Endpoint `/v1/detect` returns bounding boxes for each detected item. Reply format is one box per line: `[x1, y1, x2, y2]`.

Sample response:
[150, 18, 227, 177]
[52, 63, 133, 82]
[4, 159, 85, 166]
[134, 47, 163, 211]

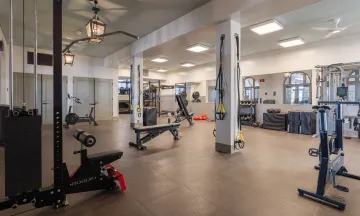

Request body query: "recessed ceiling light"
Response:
[278, 37, 305, 48]
[186, 44, 210, 53]
[151, 57, 168, 63]
[156, 69, 168, 72]
[181, 62, 195, 67]
[250, 19, 283, 35]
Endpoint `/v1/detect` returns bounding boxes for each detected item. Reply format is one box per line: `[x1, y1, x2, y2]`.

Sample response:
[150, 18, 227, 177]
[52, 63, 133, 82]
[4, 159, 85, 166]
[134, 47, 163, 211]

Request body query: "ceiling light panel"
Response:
[278, 37, 305, 48]
[151, 57, 168, 63]
[181, 62, 195, 67]
[250, 19, 284, 35]
[156, 69, 168, 72]
[186, 44, 210, 53]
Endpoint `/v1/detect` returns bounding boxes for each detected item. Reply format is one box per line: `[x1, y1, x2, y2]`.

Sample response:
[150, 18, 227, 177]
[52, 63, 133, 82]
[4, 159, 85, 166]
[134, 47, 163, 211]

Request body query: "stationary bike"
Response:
[64, 94, 98, 129]
[298, 104, 360, 210]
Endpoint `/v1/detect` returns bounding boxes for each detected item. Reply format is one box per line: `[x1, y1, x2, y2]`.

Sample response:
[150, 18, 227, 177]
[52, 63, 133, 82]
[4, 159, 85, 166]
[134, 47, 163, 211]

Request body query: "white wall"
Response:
[241, 34, 360, 76]
[166, 34, 360, 105]
[3, 45, 119, 116]
[247, 70, 312, 104]
[118, 67, 166, 80]
[0, 25, 9, 104]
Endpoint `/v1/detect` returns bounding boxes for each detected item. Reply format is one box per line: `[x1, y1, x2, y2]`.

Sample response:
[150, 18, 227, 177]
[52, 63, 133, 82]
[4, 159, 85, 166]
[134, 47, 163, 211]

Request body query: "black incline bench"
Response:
[174, 95, 194, 125]
[129, 123, 181, 150]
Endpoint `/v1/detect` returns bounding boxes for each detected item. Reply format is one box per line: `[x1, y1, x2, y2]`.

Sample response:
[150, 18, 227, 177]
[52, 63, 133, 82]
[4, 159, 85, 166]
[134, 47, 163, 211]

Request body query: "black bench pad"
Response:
[87, 150, 123, 162]
[133, 123, 181, 132]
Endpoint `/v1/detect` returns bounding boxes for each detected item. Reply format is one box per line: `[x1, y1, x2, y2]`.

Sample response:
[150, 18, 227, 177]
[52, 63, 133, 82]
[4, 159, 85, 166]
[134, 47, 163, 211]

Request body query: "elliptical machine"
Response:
[298, 102, 360, 210]
[64, 94, 98, 129]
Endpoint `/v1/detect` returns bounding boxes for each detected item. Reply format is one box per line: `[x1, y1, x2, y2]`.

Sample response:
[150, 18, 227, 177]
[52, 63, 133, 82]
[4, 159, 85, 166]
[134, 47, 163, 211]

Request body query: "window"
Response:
[284, 72, 311, 104]
[118, 80, 131, 95]
[244, 78, 260, 102]
[347, 70, 360, 101]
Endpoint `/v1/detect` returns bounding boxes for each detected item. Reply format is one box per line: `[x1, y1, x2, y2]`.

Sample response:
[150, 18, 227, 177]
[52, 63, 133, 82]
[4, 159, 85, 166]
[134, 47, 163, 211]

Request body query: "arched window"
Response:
[244, 77, 259, 102]
[284, 72, 311, 104]
[347, 70, 360, 101]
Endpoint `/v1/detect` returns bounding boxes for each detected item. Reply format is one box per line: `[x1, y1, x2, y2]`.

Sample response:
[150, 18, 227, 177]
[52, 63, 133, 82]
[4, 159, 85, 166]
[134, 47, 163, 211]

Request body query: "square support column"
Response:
[130, 55, 144, 127]
[215, 20, 241, 154]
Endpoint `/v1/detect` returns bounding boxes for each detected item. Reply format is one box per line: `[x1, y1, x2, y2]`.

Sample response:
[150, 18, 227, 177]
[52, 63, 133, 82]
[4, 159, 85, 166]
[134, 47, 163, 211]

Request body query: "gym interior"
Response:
[0, 0, 360, 215]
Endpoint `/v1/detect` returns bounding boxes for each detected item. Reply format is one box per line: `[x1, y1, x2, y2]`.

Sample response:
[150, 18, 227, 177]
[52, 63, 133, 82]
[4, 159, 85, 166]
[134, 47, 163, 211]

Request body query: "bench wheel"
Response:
[138, 146, 147, 150]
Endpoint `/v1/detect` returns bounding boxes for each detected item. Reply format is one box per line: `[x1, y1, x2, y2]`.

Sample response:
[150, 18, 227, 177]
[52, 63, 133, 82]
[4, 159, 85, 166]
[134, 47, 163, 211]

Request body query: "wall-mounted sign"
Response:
[260, 79, 265, 82]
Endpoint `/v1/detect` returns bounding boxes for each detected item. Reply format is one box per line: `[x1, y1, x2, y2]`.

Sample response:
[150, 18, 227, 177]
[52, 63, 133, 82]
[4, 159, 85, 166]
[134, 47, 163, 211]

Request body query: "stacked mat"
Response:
[263, 113, 288, 131]
[288, 111, 316, 135]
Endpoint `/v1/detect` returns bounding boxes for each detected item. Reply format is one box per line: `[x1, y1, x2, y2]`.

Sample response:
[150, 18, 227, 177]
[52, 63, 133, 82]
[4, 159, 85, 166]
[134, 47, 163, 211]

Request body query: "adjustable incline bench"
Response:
[129, 123, 181, 150]
[175, 95, 194, 125]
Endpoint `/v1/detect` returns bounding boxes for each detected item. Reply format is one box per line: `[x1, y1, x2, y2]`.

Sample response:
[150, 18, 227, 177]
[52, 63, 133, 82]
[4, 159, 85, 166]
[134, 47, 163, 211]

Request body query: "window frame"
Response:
[283, 72, 311, 104]
[243, 77, 260, 102]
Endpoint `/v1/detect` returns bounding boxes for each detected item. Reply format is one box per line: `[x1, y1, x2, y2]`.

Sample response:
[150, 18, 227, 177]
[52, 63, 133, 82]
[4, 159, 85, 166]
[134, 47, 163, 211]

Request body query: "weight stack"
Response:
[5, 115, 42, 196]
[143, 107, 157, 126]
[288, 111, 300, 134]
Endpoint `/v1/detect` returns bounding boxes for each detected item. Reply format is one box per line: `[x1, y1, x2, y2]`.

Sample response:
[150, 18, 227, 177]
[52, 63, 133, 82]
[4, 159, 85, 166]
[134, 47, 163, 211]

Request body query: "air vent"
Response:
[27, 52, 53, 66]
[143, 69, 149, 77]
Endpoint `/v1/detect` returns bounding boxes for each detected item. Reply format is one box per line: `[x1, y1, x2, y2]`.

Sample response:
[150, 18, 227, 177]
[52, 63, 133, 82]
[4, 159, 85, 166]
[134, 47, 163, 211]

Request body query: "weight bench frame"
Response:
[174, 95, 194, 125]
[129, 123, 181, 150]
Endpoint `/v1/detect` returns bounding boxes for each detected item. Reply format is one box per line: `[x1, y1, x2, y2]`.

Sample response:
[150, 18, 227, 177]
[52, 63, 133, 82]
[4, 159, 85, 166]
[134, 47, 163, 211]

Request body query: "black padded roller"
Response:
[73, 129, 85, 140]
[72, 129, 96, 147]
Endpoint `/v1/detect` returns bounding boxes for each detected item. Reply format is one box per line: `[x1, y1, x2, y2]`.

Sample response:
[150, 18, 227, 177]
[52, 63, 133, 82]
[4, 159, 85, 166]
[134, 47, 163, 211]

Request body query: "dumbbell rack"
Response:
[239, 100, 256, 126]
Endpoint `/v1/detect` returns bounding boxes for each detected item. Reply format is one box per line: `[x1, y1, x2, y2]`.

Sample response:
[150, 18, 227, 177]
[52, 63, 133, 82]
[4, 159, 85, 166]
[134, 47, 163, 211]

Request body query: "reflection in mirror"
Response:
[284, 72, 311, 104]
[347, 70, 360, 101]
[243, 77, 260, 103]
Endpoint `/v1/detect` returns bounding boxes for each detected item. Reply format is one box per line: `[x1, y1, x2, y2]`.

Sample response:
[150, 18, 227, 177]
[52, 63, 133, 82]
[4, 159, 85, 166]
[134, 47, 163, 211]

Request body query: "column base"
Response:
[215, 142, 233, 154]
[130, 122, 142, 128]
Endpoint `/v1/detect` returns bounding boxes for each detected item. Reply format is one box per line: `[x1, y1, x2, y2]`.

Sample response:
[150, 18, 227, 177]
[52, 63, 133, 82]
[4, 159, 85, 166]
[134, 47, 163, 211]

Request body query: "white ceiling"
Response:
[0, 0, 212, 57]
[141, 0, 360, 72]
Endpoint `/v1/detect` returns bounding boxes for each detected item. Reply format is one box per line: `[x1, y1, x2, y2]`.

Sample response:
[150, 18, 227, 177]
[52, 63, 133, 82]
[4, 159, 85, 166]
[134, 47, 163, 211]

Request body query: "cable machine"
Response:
[0, 0, 137, 211]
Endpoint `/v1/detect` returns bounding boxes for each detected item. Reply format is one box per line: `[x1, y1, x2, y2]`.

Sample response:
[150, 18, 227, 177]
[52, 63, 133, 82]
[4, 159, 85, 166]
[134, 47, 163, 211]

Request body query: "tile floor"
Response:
[1, 115, 360, 216]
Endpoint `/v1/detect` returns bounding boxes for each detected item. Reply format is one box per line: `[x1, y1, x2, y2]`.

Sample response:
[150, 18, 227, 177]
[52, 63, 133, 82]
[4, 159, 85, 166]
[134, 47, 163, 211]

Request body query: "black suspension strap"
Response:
[215, 34, 226, 120]
[234, 33, 245, 150]
[137, 65, 141, 118]
[129, 64, 133, 113]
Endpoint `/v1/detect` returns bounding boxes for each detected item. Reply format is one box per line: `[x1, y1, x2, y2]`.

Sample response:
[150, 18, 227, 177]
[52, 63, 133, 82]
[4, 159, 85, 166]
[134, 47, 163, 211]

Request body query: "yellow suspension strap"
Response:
[137, 65, 142, 118]
[215, 34, 226, 120]
[234, 34, 245, 150]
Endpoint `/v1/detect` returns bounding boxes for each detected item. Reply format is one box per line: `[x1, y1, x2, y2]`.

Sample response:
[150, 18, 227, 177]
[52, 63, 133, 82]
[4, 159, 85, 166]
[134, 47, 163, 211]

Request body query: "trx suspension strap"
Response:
[215, 34, 226, 120]
[129, 64, 133, 113]
[234, 34, 245, 150]
[137, 65, 141, 118]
